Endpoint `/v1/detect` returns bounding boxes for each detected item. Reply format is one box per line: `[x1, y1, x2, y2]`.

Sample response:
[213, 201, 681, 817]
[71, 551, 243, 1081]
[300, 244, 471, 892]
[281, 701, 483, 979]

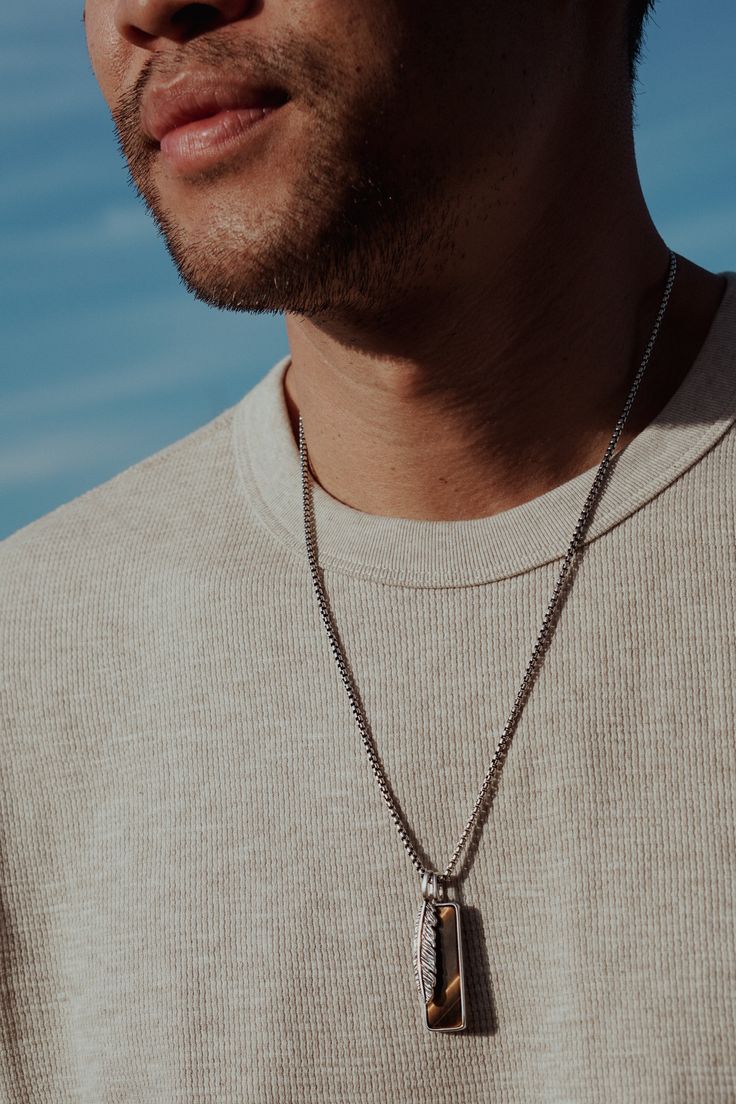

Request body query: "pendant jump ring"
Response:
[421, 869, 444, 901]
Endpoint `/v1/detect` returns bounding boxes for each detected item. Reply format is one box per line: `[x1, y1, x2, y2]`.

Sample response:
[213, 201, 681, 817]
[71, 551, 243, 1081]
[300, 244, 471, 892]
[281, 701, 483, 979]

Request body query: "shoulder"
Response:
[0, 401, 271, 757]
[4, 402, 237, 549]
[0, 404, 245, 669]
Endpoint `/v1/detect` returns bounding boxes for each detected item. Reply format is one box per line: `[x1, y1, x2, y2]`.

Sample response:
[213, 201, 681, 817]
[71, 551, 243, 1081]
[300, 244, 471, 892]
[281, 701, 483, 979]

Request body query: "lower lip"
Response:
[159, 104, 283, 174]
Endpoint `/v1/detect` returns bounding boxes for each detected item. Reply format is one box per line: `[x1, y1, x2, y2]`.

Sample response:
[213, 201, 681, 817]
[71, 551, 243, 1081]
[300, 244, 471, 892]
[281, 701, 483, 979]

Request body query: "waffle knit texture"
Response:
[1, 274, 735, 1103]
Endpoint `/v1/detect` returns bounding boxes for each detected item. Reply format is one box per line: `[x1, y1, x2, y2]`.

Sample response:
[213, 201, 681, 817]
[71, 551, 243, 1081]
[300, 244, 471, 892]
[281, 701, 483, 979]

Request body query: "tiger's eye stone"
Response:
[425, 902, 466, 1032]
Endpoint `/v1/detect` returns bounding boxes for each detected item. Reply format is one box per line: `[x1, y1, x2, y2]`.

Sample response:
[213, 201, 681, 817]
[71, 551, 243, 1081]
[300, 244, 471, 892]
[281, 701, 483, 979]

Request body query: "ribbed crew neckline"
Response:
[233, 271, 736, 588]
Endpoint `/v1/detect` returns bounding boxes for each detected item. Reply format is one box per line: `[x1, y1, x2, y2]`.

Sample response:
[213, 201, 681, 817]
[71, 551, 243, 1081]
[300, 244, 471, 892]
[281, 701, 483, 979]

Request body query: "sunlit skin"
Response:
[84, 0, 727, 520]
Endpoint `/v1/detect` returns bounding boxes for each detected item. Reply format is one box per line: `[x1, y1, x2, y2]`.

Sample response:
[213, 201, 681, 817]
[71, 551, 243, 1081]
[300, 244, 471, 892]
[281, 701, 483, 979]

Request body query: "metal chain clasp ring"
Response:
[420, 869, 446, 902]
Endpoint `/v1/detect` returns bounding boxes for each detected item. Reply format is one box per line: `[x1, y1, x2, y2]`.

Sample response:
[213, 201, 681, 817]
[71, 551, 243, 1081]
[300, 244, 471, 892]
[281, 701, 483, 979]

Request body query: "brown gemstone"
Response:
[425, 902, 466, 1032]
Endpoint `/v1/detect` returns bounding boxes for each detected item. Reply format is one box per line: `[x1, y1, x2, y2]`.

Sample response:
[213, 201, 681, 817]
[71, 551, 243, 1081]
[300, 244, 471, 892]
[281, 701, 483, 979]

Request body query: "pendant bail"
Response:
[420, 868, 445, 902]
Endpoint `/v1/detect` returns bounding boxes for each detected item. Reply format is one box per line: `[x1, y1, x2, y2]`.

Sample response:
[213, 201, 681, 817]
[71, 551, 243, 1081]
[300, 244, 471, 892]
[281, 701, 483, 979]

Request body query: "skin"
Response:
[85, 0, 727, 520]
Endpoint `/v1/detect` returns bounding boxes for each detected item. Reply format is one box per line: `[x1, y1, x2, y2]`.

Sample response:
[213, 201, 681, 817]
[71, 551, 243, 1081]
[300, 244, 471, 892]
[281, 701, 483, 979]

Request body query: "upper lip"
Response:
[141, 73, 289, 143]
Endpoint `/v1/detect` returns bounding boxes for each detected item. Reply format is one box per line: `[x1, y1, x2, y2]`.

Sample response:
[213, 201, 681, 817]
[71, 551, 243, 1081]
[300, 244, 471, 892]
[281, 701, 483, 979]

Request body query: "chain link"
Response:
[298, 250, 678, 888]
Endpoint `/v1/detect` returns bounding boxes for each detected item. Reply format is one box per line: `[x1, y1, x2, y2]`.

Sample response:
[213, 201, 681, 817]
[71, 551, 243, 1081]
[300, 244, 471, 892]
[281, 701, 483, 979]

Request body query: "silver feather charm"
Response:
[413, 899, 439, 1004]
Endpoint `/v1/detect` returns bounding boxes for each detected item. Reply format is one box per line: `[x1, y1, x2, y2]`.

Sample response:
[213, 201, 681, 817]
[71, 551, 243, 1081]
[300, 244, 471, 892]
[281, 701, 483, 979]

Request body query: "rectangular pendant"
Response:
[417, 900, 467, 1032]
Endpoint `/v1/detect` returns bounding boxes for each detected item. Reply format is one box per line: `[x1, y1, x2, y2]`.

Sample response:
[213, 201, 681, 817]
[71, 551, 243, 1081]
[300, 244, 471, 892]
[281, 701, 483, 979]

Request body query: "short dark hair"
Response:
[627, 0, 657, 83]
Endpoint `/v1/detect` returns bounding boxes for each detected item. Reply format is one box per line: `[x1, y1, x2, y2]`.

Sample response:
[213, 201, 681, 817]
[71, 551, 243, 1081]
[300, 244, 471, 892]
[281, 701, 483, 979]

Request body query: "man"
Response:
[1, 0, 733, 1098]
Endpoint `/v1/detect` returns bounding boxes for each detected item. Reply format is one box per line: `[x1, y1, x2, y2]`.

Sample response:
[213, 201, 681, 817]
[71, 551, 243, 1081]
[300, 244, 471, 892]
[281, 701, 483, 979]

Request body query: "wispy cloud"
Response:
[3, 203, 153, 256]
[0, 327, 252, 420]
[3, 83, 97, 128]
[0, 423, 150, 487]
[2, 10, 100, 128]
[0, 150, 117, 206]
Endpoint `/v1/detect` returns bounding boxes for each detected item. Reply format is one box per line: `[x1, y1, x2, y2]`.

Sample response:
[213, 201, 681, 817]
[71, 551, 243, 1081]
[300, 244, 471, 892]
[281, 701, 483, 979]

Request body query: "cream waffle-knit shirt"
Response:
[2, 274, 735, 1103]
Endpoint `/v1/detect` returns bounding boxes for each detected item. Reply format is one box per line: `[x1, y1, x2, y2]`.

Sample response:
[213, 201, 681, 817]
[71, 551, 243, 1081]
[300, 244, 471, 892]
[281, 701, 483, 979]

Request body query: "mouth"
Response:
[142, 78, 291, 174]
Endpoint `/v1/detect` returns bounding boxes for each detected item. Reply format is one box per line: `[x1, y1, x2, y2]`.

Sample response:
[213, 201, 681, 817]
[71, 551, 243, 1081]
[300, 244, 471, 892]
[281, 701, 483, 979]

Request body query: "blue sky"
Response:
[1, 1, 734, 540]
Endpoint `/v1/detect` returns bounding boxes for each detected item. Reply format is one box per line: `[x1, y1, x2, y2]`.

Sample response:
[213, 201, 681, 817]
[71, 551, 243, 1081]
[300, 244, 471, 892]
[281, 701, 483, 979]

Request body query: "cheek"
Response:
[85, 5, 130, 110]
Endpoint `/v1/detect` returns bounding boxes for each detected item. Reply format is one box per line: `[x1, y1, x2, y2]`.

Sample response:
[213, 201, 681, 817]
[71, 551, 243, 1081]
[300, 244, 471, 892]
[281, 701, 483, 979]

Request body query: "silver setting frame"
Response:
[422, 900, 467, 1033]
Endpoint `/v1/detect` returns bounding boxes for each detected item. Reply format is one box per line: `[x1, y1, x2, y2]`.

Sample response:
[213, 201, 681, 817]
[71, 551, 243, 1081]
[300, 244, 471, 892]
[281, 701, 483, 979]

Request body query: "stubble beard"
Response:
[110, 33, 454, 323]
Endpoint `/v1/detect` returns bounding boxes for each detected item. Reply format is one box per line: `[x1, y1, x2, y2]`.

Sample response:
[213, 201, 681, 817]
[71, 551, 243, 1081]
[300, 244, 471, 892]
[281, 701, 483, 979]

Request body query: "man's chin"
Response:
[131, 127, 418, 319]
[138, 168, 301, 311]
[154, 221, 337, 317]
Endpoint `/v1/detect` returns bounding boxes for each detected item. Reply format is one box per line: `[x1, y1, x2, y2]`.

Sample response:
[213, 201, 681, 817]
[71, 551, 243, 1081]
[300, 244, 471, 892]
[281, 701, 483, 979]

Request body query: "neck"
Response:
[282, 123, 726, 522]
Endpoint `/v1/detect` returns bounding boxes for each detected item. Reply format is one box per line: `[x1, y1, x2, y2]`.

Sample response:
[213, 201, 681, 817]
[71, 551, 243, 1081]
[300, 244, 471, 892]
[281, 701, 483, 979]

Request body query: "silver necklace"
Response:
[297, 250, 678, 1033]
